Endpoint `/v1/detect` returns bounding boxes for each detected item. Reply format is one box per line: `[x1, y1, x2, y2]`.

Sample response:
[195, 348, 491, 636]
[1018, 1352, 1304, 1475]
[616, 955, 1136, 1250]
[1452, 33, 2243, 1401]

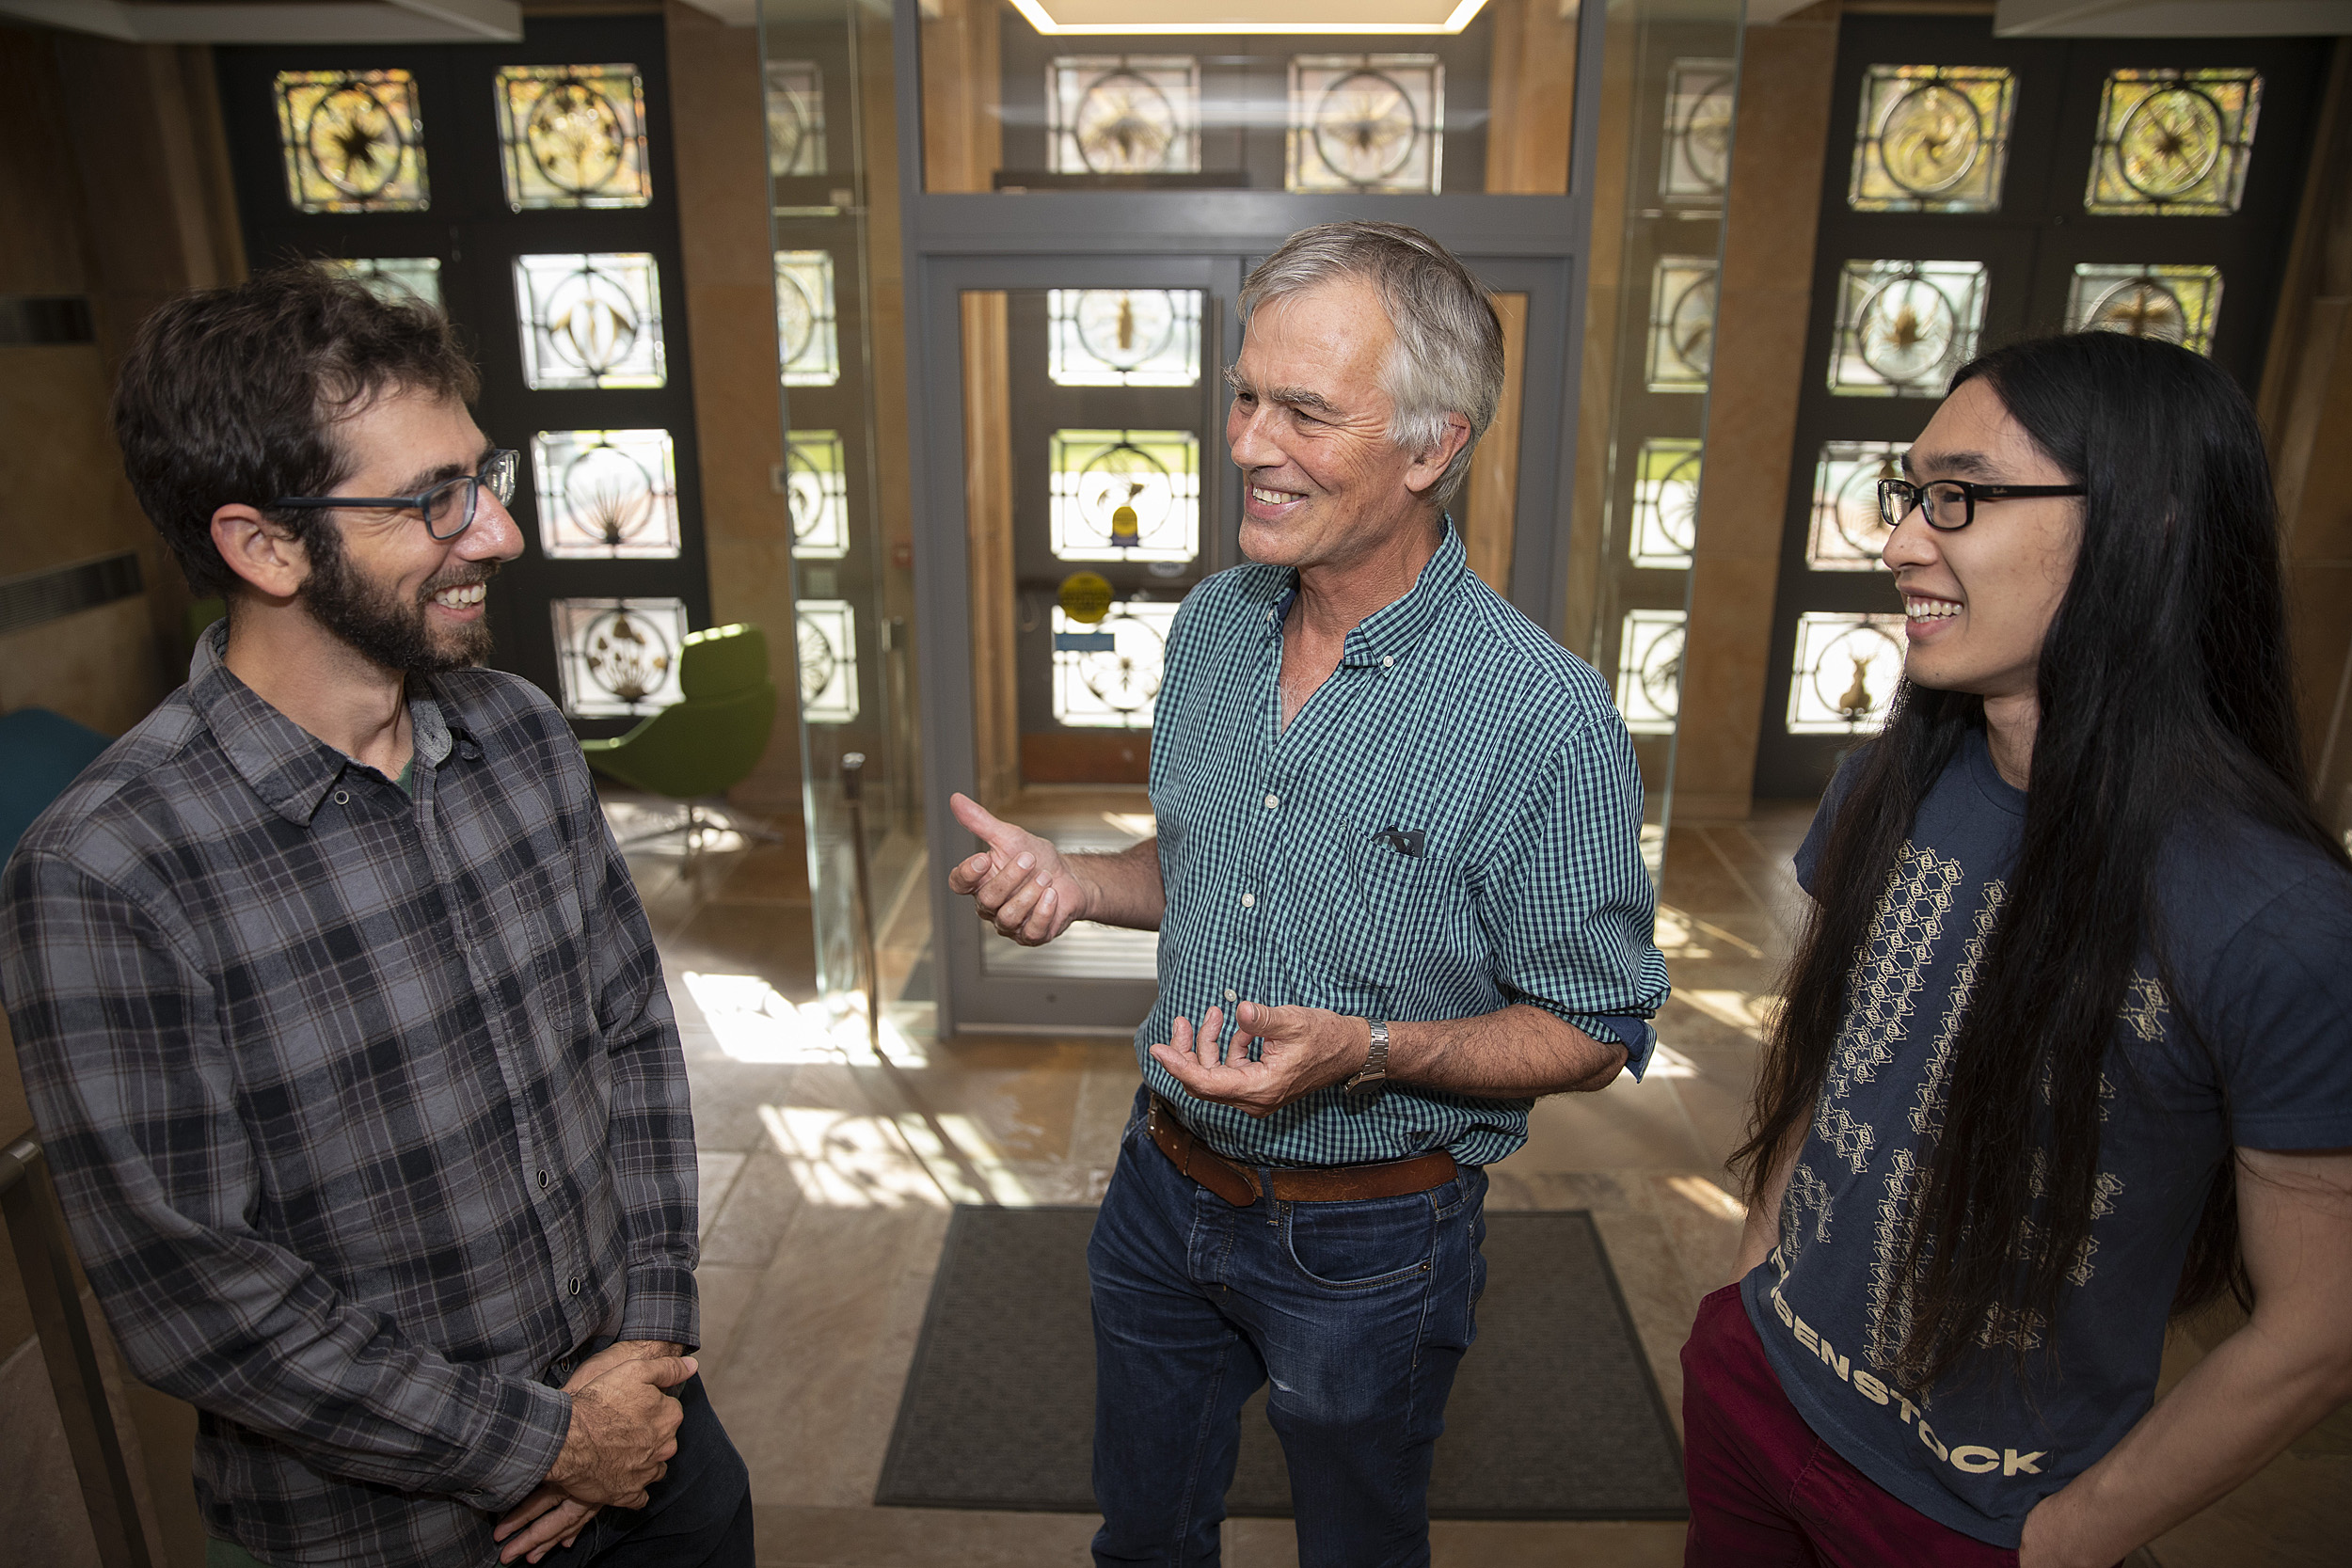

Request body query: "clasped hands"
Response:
[492, 1340, 694, 1564]
[1150, 1002, 1375, 1117]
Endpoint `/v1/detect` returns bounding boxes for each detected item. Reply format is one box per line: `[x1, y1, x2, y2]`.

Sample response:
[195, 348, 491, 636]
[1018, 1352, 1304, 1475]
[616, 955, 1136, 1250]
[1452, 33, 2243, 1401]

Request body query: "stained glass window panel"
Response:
[2065, 263, 2222, 355]
[1829, 259, 1985, 397]
[1645, 258, 1718, 393]
[796, 601, 860, 724]
[766, 61, 827, 177]
[774, 251, 841, 388]
[1808, 440, 1904, 571]
[2086, 69, 2262, 216]
[1615, 610, 1685, 736]
[1788, 611, 1907, 734]
[1849, 65, 2015, 214]
[274, 71, 428, 213]
[1288, 55, 1443, 195]
[1054, 602, 1179, 729]
[1630, 439, 1702, 569]
[1661, 58, 1736, 203]
[552, 598, 687, 719]
[1050, 56, 1200, 174]
[785, 430, 850, 560]
[515, 254, 667, 389]
[496, 66, 651, 211]
[1050, 430, 1200, 563]
[1048, 290, 1201, 387]
[316, 258, 441, 309]
[532, 430, 680, 560]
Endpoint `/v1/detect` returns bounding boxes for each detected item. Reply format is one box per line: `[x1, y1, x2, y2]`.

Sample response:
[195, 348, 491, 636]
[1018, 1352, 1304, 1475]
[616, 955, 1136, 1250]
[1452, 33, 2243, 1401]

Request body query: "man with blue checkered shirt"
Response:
[948, 222, 1669, 1567]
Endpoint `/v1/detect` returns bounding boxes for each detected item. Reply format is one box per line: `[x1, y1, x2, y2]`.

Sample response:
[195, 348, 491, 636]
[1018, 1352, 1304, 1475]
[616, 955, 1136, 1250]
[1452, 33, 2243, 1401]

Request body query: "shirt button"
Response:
[1241, 893, 1256, 909]
[333, 790, 350, 805]
[1224, 989, 1237, 1003]
[1381, 656, 1394, 668]
[567, 1275, 582, 1296]
[1264, 794, 1279, 810]
[536, 1169, 551, 1191]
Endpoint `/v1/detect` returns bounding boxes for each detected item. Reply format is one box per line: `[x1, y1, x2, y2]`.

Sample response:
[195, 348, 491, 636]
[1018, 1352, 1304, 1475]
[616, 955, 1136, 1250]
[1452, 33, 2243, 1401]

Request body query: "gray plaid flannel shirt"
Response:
[1, 626, 697, 1567]
[1140, 520, 1670, 1167]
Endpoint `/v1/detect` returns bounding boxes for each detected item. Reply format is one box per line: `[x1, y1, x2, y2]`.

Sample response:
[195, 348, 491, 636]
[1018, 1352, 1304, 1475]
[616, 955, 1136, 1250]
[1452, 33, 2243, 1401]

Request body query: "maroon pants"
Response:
[1680, 1283, 2022, 1567]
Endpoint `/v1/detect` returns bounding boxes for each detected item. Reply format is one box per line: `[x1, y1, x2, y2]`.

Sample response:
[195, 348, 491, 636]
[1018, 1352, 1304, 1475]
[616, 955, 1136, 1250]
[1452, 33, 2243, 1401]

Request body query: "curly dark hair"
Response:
[112, 265, 480, 597]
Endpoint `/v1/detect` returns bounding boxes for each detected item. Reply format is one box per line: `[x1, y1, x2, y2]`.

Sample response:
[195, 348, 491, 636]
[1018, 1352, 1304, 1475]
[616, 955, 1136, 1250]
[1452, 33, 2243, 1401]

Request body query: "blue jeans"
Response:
[1088, 1090, 1488, 1568]
[537, 1373, 753, 1568]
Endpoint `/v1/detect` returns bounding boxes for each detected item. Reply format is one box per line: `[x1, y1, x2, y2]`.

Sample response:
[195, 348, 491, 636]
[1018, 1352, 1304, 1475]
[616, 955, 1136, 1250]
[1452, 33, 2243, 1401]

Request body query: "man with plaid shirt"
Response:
[948, 223, 1669, 1566]
[1, 270, 749, 1567]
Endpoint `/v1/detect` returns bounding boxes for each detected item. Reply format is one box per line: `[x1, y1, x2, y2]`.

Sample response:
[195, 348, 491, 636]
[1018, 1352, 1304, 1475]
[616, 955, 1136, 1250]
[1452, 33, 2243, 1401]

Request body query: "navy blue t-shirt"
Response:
[1740, 727, 2352, 1547]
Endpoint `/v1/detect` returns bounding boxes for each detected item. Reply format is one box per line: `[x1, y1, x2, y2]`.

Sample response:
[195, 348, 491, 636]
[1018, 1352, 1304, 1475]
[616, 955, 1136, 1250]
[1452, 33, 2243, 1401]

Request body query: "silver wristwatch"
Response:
[1345, 1019, 1391, 1095]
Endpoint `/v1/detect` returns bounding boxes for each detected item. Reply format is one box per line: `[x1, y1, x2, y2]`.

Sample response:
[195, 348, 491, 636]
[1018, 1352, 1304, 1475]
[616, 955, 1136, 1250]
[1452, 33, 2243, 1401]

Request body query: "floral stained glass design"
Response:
[785, 430, 850, 560]
[496, 66, 652, 211]
[795, 602, 859, 724]
[1048, 290, 1201, 387]
[1630, 439, 1702, 569]
[274, 71, 428, 213]
[766, 61, 826, 178]
[316, 258, 441, 309]
[1645, 258, 1719, 393]
[1661, 58, 1737, 203]
[515, 254, 666, 389]
[1829, 260, 1986, 397]
[532, 430, 680, 560]
[1616, 610, 1686, 736]
[1808, 440, 1905, 571]
[1788, 611, 1906, 734]
[1054, 602, 1179, 729]
[1850, 65, 2015, 214]
[1050, 57, 1200, 174]
[1288, 55, 1443, 194]
[2086, 70, 2263, 216]
[1050, 430, 1200, 563]
[2065, 264, 2222, 354]
[552, 598, 688, 718]
[774, 251, 840, 388]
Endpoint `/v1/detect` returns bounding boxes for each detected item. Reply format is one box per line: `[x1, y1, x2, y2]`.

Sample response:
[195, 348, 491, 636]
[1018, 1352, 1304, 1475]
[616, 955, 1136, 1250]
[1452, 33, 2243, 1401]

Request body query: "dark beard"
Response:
[299, 519, 498, 674]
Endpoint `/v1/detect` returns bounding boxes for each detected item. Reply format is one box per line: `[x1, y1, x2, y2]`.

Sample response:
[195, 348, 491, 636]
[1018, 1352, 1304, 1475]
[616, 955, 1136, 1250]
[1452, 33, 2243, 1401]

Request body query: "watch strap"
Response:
[1345, 1018, 1391, 1094]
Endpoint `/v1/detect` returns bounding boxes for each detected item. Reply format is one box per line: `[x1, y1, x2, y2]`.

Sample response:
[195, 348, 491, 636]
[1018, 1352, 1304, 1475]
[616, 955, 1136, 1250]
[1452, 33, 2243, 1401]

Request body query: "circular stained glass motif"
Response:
[527, 79, 628, 196]
[1680, 78, 1736, 193]
[1833, 456, 1899, 558]
[1857, 275, 1957, 385]
[2118, 87, 2224, 200]
[1073, 611, 1168, 714]
[2086, 277, 2189, 344]
[306, 81, 406, 200]
[1313, 71, 1421, 186]
[1074, 71, 1177, 172]
[1667, 275, 1718, 378]
[582, 608, 674, 705]
[1637, 625, 1685, 714]
[785, 451, 828, 544]
[1808, 622, 1904, 726]
[544, 268, 644, 377]
[564, 444, 658, 547]
[1073, 291, 1175, 372]
[1077, 443, 1171, 542]
[796, 620, 837, 705]
[775, 272, 818, 366]
[768, 94, 807, 175]
[1652, 451, 1702, 555]
[1880, 83, 1983, 196]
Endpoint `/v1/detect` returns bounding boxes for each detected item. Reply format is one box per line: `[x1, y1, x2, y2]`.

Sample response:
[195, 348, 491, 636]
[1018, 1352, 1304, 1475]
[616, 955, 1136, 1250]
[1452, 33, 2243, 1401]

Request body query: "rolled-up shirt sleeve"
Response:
[2, 852, 570, 1513]
[1473, 720, 1671, 1079]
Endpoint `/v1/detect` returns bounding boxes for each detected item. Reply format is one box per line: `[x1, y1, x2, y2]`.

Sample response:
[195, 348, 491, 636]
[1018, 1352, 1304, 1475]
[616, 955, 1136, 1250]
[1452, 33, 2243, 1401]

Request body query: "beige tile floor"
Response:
[605, 792, 2347, 1568]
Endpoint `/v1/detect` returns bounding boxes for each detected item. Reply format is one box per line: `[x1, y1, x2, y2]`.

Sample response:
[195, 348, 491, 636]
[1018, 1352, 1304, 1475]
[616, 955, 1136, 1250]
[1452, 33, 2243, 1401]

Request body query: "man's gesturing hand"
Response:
[543, 1353, 695, 1511]
[946, 791, 1089, 945]
[1148, 1002, 1371, 1117]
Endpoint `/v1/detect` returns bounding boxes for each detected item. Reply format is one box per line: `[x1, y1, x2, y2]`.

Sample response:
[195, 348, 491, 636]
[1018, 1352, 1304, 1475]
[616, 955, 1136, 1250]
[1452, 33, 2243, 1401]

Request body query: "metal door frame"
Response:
[893, 0, 1610, 1035]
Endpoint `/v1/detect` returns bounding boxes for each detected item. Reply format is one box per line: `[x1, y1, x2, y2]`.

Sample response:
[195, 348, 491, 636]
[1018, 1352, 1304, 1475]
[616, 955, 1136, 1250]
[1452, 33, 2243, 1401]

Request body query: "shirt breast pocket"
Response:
[1330, 825, 1455, 990]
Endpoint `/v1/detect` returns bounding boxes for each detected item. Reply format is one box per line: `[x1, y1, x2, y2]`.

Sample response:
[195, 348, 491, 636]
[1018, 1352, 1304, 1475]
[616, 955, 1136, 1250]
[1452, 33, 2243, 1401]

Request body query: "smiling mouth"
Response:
[1903, 594, 1962, 622]
[429, 582, 487, 610]
[1248, 485, 1306, 508]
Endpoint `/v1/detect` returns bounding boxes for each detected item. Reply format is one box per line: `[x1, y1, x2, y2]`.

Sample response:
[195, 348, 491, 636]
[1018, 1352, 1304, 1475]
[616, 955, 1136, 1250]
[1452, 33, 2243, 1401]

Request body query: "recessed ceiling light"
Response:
[1004, 1, 1493, 37]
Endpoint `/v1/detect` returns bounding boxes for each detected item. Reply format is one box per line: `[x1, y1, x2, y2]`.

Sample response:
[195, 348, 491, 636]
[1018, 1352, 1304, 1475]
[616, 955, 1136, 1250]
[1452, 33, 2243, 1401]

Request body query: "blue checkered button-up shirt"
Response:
[1139, 520, 1669, 1168]
[1, 626, 696, 1567]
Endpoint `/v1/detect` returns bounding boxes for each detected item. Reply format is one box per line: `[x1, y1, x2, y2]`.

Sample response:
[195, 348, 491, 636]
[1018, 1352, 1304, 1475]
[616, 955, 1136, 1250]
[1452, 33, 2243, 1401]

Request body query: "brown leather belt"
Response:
[1145, 1094, 1456, 1208]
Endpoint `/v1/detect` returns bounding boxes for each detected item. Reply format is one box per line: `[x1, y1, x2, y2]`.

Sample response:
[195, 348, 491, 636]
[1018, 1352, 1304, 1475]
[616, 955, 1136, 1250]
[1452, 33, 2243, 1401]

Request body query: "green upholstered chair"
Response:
[579, 623, 778, 850]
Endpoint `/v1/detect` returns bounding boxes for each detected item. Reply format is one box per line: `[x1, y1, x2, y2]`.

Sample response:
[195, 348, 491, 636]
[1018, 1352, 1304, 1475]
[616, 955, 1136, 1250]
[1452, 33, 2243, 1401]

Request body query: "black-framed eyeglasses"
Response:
[1878, 476, 2086, 532]
[272, 449, 520, 542]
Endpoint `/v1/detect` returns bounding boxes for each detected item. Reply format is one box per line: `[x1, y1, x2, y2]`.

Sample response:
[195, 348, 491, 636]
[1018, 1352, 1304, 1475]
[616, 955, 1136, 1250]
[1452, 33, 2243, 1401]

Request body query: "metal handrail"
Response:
[1, 1135, 154, 1568]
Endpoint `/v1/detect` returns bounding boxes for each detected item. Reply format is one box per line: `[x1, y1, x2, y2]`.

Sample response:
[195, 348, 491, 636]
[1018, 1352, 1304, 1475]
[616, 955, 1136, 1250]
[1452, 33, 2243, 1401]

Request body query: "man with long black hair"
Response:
[1680, 332, 2352, 1566]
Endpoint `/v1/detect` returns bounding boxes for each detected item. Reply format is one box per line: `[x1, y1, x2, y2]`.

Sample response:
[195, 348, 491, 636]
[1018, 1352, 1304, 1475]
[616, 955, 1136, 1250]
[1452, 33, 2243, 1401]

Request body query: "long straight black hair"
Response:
[1734, 331, 2349, 1393]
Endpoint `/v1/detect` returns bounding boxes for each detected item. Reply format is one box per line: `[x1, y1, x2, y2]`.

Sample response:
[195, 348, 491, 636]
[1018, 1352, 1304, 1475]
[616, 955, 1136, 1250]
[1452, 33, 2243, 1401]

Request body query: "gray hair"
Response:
[1237, 221, 1504, 506]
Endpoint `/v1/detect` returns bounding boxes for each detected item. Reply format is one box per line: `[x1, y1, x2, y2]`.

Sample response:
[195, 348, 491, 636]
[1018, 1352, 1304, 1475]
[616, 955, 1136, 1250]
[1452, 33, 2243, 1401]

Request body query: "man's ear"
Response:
[210, 505, 311, 601]
[1405, 413, 1474, 499]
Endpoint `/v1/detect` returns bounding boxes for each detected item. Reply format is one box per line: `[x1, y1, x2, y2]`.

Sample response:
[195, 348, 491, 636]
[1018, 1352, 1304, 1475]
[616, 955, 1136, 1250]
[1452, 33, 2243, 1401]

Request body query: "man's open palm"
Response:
[946, 791, 1089, 945]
